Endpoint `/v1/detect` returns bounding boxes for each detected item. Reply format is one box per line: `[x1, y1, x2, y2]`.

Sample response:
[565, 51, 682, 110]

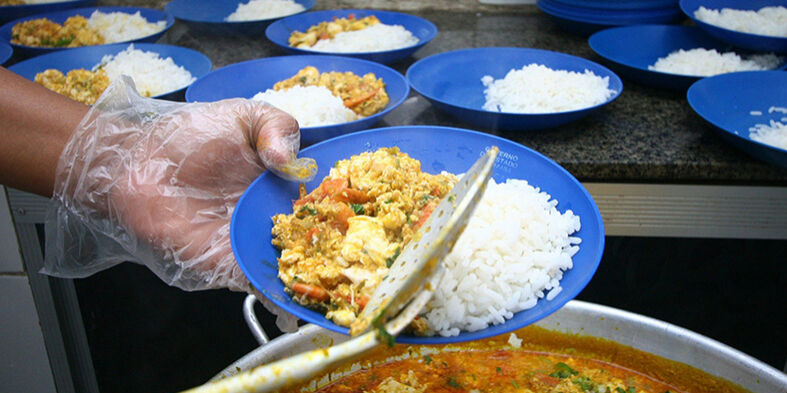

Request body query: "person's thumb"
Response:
[245, 100, 317, 181]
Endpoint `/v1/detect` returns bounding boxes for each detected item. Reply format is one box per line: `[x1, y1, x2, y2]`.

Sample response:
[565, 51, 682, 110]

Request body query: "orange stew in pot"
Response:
[295, 325, 750, 393]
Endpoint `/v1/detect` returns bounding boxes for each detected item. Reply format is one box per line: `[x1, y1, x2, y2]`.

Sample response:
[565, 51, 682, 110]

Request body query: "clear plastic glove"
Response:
[44, 77, 315, 332]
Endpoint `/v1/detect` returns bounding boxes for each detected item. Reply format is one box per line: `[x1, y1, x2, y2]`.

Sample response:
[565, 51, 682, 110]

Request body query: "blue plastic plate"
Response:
[0, 41, 11, 65]
[687, 71, 787, 167]
[680, 0, 787, 53]
[185, 55, 409, 145]
[7, 43, 211, 101]
[589, 25, 785, 89]
[0, 0, 94, 25]
[550, 0, 678, 10]
[165, 0, 314, 36]
[231, 126, 605, 344]
[265, 9, 437, 64]
[538, 0, 684, 35]
[406, 47, 623, 131]
[542, 0, 680, 19]
[0, 6, 173, 58]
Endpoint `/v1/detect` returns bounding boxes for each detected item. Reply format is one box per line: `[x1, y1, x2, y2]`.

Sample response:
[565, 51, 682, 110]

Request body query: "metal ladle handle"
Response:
[184, 286, 437, 393]
[243, 295, 270, 346]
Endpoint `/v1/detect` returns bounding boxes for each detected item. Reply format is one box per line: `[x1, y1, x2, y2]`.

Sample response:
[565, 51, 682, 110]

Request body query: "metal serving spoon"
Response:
[182, 147, 499, 393]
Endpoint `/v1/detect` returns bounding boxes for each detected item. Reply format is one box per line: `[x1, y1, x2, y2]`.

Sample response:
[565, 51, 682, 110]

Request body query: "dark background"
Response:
[74, 236, 787, 393]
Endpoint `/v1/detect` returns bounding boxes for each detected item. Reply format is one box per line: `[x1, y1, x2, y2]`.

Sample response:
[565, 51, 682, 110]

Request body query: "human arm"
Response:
[1, 69, 314, 330]
[0, 67, 89, 196]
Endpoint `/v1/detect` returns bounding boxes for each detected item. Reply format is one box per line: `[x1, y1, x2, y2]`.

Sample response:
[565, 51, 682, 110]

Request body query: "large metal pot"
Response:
[215, 298, 787, 392]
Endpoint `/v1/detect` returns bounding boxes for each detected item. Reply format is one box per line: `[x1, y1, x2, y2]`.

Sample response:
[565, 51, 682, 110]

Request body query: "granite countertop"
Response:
[40, 2, 787, 183]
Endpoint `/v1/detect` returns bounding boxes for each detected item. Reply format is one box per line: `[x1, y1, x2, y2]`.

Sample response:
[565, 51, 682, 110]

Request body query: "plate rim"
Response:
[184, 54, 410, 132]
[0, 41, 11, 65]
[164, 0, 315, 25]
[231, 124, 605, 344]
[588, 24, 720, 80]
[405, 46, 623, 117]
[687, 70, 787, 156]
[679, 0, 787, 43]
[0, 6, 174, 52]
[7, 42, 212, 99]
[264, 8, 438, 56]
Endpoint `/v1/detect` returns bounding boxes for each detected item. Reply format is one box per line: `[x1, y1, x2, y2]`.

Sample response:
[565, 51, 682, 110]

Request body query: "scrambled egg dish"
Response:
[272, 148, 457, 328]
[11, 16, 104, 47]
[1, 0, 25, 5]
[35, 69, 110, 105]
[275, 66, 389, 117]
[289, 14, 379, 49]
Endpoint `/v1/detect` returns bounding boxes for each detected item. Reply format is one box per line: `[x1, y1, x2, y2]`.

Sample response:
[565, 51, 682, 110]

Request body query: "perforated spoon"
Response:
[182, 147, 499, 393]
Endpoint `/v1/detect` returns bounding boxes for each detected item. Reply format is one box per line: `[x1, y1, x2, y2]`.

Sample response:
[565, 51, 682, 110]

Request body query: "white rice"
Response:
[95, 44, 195, 97]
[87, 10, 166, 43]
[749, 120, 787, 150]
[694, 6, 787, 37]
[225, 0, 305, 22]
[770, 106, 787, 114]
[481, 64, 615, 113]
[252, 85, 357, 127]
[507, 333, 523, 348]
[648, 48, 782, 76]
[308, 23, 419, 53]
[423, 178, 581, 337]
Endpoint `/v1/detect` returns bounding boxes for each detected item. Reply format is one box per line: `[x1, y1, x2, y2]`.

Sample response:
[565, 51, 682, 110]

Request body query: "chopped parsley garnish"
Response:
[419, 195, 435, 206]
[550, 362, 578, 379]
[54, 37, 74, 47]
[572, 376, 595, 391]
[511, 380, 520, 389]
[298, 205, 317, 216]
[385, 247, 401, 268]
[447, 376, 462, 388]
[496, 366, 502, 373]
[448, 194, 456, 202]
[372, 314, 395, 347]
[615, 388, 636, 393]
[423, 355, 433, 365]
[351, 203, 364, 215]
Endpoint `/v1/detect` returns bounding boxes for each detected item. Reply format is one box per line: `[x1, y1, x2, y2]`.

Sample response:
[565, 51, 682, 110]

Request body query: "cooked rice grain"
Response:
[309, 23, 418, 53]
[252, 85, 358, 127]
[481, 64, 615, 113]
[749, 120, 787, 150]
[96, 45, 195, 97]
[649, 48, 781, 76]
[225, 0, 305, 22]
[695, 6, 787, 37]
[423, 178, 580, 337]
[87, 10, 166, 43]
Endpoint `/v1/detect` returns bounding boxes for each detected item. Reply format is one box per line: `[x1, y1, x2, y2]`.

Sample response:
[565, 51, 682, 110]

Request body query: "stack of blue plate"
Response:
[538, 0, 684, 35]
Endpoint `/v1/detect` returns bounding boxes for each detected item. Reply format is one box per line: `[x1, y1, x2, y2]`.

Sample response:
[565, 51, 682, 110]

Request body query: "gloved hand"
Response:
[44, 76, 316, 332]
